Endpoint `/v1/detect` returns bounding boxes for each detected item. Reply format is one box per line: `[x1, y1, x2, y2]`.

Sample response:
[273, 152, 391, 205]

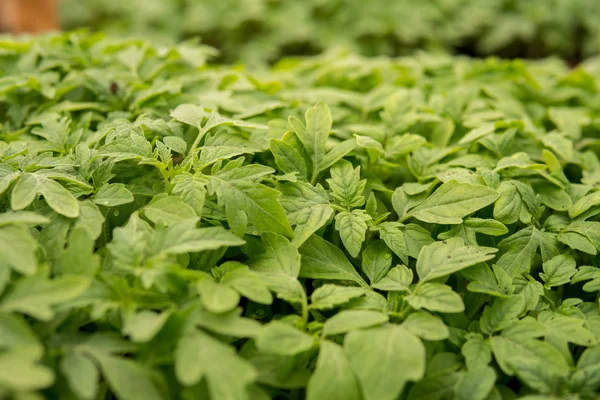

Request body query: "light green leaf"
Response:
[569, 190, 600, 219]
[416, 238, 498, 283]
[144, 195, 197, 225]
[196, 279, 240, 314]
[1, 275, 90, 321]
[255, 321, 314, 355]
[93, 353, 164, 400]
[157, 222, 245, 255]
[11, 173, 39, 211]
[318, 138, 357, 173]
[323, 310, 389, 336]
[210, 177, 293, 237]
[327, 160, 366, 209]
[410, 180, 499, 224]
[310, 284, 367, 310]
[362, 240, 393, 284]
[60, 352, 99, 400]
[335, 209, 371, 258]
[345, 325, 425, 400]
[270, 139, 308, 178]
[372, 265, 413, 292]
[403, 311, 449, 341]
[93, 183, 134, 207]
[123, 310, 172, 343]
[462, 334, 492, 370]
[542, 314, 597, 346]
[39, 177, 80, 218]
[299, 235, 368, 286]
[377, 222, 409, 264]
[540, 254, 577, 288]
[171, 174, 206, 216]
[454, 366, 496, 400]
[222, 269, 273, 305]
[490, 336, 570, 378]
[251, 233, 300, 277]
[405, 283, 465, 313]
[0, 211, 49, 227]
[290, 102, 331, 183]
[480, 295, 525, 335]
[463, 218, 508, 236]
[0, 347, 55, 391]
[0, 225, 39, 275]
[191, 308, 262, 338]
[176, 330, 257, 399]
[307, 341, 361, 400]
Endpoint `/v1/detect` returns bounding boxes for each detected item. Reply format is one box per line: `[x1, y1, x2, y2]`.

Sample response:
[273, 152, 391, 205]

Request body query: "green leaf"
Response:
[372, 265, 413, 292]
[0, 211, 49, 227]
[255, 321, 314, 355]
[11, 173, 39, 211]
[310, 284, 367, 310]
[377, 222, 409, 264]
[569, 190, 600, 219]
[299, 235, 368, 287]
[405, 283, 465, 313]
[175, 330, 257, 398]
[93, 183, 134, 207]
[410, 180, 499, 224]
[327, 160, 366, 209]
[157, 223, 245, 255]
[196, 279, 240, 314]
[335, 209, 371, 258]
[60, 352, 99, 400]
[144, 195, 197, 225]
[210, 177, 293, 237]
[490, 336, 569, 379]
[0, 225, 39, 275]
[39, 177, 80, 218]
[463, 218, 508, 236]
[279, 181, 333, 246]
[362, 240, 393, 284]
[345, 325, 425, 400]
[171, 174, 206, 216]
[307, 341, 361, 400]
[249, 233, 305, 305]
[122, 310, 172, 343]
[1, 275, 90, 321]
[495, 227, 540, 276]
[222, 269, 273, 305]
[403, 311, 449, 341]
[318, 138, 357, 174]
[290, 102, 331, 183]
[462, 334, 492, 370]
[539, 254, 577, 288]
[323, 310, 389, 336]
[454, 366, 496, 400]
[93, 353, 164, 400]
[270, 139, 308, 178]
[191, 308, 262, 338]
[480, 295, 525, 335]
[0, 347, 55, 391]
[541, 314, 597, 346]
[416, 238, 498, 283]
[407, 373, 458, 400]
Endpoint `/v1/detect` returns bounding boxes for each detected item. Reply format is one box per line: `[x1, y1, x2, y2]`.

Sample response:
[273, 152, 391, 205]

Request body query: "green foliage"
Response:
[0, 32, 600, 399]
[59, 0, 600, 63]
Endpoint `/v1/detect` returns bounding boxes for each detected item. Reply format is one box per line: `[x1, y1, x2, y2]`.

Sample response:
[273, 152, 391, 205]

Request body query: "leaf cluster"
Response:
[1, 32, 600, 400]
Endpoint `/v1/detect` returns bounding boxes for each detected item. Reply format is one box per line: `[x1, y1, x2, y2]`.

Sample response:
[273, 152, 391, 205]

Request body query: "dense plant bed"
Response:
[59, 0, 600, 63]
[1, 32, 600, 400]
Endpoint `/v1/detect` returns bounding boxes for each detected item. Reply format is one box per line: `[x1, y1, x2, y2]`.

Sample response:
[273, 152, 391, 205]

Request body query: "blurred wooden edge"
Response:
[0, 0, 58, 33]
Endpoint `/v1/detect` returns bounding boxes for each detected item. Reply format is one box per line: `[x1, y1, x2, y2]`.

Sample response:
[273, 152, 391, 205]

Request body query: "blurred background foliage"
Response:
[59, 0, 600, 64]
